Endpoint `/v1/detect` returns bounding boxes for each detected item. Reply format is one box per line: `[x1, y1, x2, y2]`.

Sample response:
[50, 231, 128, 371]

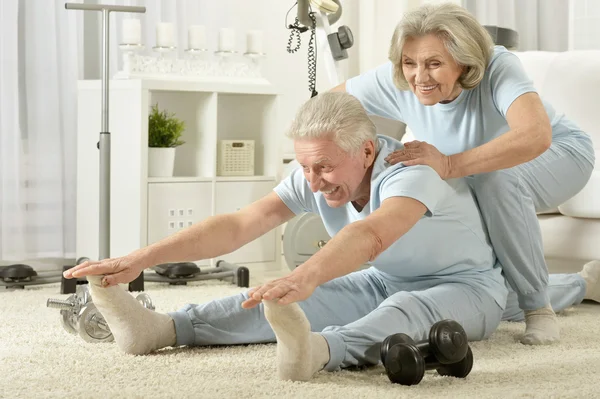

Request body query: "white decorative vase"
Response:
[148, 147, 176, 177]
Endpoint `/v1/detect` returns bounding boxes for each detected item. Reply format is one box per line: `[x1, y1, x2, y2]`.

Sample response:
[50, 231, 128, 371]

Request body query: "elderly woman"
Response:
[63, 93, 597, 382]
[332, 3, 596, 345]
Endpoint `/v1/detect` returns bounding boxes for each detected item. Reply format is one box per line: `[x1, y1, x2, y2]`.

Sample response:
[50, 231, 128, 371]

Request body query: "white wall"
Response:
[82, 0, 360, 156]
[10, 0, 360, 272]
[570, 0, 600, 49]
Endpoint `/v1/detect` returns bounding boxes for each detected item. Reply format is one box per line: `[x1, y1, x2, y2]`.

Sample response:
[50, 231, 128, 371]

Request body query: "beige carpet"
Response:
[1, 280, 599, 399]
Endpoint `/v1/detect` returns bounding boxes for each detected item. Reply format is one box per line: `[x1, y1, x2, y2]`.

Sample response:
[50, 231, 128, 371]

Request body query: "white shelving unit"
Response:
[76, 78, 282, 268]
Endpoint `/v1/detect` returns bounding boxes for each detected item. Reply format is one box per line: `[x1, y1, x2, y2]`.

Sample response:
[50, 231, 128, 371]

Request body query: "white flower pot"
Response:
[148, 147, 176, 177]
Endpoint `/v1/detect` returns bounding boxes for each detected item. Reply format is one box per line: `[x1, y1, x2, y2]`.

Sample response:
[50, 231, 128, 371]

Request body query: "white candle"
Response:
[122, 19, 141, 44]
[188, 25, 206, 49]
[156, 22, 175, 47]
[218, 28, 235, 52]
[246, 30, 263, 54]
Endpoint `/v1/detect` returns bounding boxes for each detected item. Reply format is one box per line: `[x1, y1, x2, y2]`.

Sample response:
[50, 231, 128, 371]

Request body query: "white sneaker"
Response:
[579, 260, 600, 303]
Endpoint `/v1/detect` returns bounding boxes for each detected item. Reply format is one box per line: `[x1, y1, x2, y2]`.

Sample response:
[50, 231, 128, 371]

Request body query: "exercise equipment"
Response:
[381, 319, 469, 365]
[0, 258, 142, 294]
[46, 284, 155, 343]
[283, 213, 330, 269]
[144, 260, 250, 288]
[380, 319, 474, 386]
[0, 263, 86, 292]
[282, 212, 371, 271]
[1, 258, 249, 291]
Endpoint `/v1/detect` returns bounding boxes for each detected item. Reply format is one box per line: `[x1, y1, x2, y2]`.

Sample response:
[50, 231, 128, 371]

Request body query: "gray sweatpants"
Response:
[168, 267, 585, 371]
[467, 133, 595, 310]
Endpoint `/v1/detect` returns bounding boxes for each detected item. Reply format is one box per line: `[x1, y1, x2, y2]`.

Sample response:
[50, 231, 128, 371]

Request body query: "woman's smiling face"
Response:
[401, 34, 464, 105]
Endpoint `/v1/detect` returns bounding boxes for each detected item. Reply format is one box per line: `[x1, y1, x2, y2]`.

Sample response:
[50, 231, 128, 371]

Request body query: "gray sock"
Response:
[263, 300, 330, 381]
[579, 260, 600, 303]
[521, 304, 560, 345]
[87, 276, 177, 355]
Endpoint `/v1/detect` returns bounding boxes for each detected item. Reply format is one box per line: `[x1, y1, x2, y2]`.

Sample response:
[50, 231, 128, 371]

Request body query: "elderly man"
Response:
[63, 92, 597, 382]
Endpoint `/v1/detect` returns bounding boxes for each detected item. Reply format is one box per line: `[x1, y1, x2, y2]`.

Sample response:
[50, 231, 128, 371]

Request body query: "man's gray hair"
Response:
[389, 2, 494, 90]
[286, 92, 377, 154]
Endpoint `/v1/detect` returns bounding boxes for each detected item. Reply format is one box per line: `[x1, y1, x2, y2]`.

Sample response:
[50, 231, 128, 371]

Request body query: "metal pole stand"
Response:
[62, 3, 146, 294]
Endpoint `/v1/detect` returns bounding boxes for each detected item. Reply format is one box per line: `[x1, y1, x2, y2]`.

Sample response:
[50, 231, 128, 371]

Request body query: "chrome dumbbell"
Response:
[47, 285, 155, 343]
[46, 284, 92, 335]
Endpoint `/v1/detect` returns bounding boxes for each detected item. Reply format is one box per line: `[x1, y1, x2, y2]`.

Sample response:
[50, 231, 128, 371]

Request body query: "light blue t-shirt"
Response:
[347, 46, 594, 165]
[274, 135, 507, 307]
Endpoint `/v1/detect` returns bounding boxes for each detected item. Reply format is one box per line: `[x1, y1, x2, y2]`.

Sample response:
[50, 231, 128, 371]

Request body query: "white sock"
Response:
[579, 260, 600, 303]
[87, 276, 176, 355]
[263, 300, 330, 381]
[521, 304, 560, 345]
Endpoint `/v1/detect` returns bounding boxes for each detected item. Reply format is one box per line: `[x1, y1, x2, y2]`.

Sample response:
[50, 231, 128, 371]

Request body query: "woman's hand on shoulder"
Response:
[385, 141, 452, 179]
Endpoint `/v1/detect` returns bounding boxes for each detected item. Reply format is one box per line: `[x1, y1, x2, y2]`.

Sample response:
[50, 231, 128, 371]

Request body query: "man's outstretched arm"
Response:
[140, 191, 294, 266]
[243, 195, 427, 307]
[64, 192, 295, 285]
[298, 196, 427, 286]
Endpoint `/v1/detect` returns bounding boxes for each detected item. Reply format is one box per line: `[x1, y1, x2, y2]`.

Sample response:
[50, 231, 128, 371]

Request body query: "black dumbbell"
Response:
[380, 319, 472, 385]
[384, 339, 473, 385]
[381, 319, 469, 365]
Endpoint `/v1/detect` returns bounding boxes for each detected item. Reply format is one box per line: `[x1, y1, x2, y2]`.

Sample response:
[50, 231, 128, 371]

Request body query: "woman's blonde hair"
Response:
[389, 2, 494, 90]
[286, 92, 377, 154]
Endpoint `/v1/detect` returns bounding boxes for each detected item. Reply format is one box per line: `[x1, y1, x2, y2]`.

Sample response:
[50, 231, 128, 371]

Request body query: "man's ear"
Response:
[363, 140, 375, 168]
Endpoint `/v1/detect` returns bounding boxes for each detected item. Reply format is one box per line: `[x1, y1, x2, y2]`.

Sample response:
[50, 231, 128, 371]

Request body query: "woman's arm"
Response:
[447, 92, 552, 178]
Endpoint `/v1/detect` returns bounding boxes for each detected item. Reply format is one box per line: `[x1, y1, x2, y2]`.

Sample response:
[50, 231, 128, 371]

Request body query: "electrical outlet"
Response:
[169, 221, 175, 229]
[169, 209, 175, 217]
[187, 220, 193, 227]
[178, 209, 184, 217]
[187, 208, 193, 216]
[178, 221, 184, 228]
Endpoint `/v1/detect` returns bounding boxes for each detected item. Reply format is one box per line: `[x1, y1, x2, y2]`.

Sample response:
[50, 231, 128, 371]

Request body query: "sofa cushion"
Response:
[516, 50, 600, 218]
[558, 170, 600, 218]
[515, 50, 600, 167]
[539, 214, 600, 260]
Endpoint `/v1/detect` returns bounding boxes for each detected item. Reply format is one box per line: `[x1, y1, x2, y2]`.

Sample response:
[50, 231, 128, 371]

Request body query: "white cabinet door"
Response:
[215, 180, 277, 263]
[147, 182, 212, 265]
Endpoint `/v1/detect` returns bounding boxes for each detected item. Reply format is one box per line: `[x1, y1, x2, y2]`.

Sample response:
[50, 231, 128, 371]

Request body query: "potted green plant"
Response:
[148, 103, 185, 177]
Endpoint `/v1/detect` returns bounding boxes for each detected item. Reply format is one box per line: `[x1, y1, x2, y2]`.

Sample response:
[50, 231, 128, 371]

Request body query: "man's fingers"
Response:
[262, 285, 289, 301]
[64, 262, 97, 278]
[241, 297, 261, 309]
[251, 284, 272, 301]
[71, 262, 113, 278]
[276, 291, 299, 305]
[63, 261, 98, 278]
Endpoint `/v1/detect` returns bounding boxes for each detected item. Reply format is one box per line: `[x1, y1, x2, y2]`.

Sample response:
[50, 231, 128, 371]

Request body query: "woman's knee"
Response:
[468, 169, 519, 195]
[467, 169, 536, 216]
